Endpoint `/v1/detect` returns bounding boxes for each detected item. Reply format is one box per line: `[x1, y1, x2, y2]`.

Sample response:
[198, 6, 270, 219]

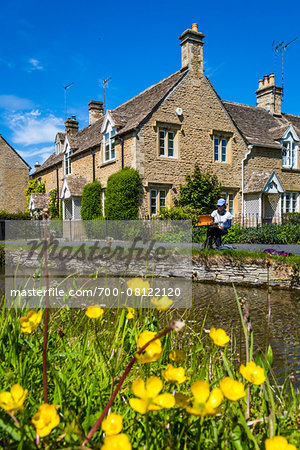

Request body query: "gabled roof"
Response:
[244, 171, 284, 194]
[222, 101, 300, 148]
[33, 68, 188, 175]
[60, 176, 88, 198]
[0, 134, 31, 169]
[28, 193, 49, 210]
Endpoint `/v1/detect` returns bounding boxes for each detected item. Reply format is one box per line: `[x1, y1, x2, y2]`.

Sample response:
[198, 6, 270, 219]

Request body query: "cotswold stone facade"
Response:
[33, 24, 300, 221]
[0, 135, 30, 213]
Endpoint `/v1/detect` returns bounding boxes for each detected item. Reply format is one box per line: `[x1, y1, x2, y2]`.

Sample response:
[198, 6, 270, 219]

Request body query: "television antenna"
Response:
[102, 77, 112, 114]
[273, 38, 297, 101]
[64, 82, 74, 120]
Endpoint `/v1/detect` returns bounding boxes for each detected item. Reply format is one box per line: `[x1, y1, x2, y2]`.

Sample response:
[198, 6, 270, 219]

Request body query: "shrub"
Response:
[25, 179, 46, 211]
[80, 181, 102, 220]
[105, 168, 141, 220]
[49, 189, 59, 219]
[158, 205, 200, 226]
[0, 210, 31, 220]
[174, 166, 222, 213]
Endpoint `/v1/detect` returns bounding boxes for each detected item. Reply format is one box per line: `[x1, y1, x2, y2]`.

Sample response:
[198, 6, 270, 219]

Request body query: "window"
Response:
[224, 193, 234, 215]
[158, 130, 176, 157]
[104, 128, 116, 162]
[150, 189, 167, 215]
[65, 150, 72, 175]
[281, 192, 299, 213]
[56, 142, 60, 155]
[214, 138, 228, 162]
[282, 134, 297, 169]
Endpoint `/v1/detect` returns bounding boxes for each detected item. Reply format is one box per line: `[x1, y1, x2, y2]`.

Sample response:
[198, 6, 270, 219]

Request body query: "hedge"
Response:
[0, 210, 31, 220]
[80, 181, 102, 220]
[105, 167, 141, 220]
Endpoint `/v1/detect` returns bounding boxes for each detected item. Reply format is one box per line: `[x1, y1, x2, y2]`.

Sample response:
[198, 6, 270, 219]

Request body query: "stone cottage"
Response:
[32, 24, 300, 222]
[0, 134, 30, 213]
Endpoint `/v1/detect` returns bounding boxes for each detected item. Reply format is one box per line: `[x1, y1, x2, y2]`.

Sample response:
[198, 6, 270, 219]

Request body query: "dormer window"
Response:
[104, 127, 116, 162]
[56, 142, 60, 155]
[281, 129, 298, 169]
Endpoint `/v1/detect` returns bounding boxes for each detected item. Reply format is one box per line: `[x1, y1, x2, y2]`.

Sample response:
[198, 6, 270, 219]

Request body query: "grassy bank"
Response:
[0, 285, 299, 449]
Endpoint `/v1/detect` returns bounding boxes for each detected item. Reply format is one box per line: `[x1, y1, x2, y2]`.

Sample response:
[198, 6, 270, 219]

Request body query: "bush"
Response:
[158, 205, 200, 226]
[174, 166, 222, 213]
[80, 181, 102, 220]
[283, 212, 300, 224]
[0, 210, 31, 220]
[105, 167, 141, 220]
[223, 223, 300, 244]
[25, 179, 45, 211]
[49, 189, 59, 219]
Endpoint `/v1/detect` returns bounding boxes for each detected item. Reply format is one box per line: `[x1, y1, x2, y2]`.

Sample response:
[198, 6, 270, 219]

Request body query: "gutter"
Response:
[241, 145, 253, 222]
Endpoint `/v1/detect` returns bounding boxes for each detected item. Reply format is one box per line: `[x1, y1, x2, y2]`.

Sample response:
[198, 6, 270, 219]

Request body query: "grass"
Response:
[0, 285, 299, 449]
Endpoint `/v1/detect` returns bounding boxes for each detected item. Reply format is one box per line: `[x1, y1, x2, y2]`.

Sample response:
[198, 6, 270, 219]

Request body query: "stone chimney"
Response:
[255, 73, 282, 115]
[65, 116, 79, 134]
[34, 161, 41, 170]
[88, 100, 104, 124]
[179, 23, 205, 74]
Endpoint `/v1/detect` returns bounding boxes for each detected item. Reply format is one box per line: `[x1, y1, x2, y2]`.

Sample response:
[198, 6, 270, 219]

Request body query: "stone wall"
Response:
[0, 137, 29, 212]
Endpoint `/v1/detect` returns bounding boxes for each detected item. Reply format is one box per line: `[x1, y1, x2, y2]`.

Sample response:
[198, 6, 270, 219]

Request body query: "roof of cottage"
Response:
[244, 171, 272, 193]
[63, 176, 88, 197]
[29, 193, 49, 210]
[222, 101, 300, 148]
[33, 68, 188, 175]
[0, 134, 31, 169]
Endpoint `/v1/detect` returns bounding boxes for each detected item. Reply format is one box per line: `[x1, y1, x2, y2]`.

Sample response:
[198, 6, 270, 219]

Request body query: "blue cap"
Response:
[217, 198, 226, 207]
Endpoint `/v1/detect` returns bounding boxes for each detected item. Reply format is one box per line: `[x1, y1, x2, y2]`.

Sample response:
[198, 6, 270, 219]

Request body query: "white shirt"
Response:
[211, 209, 233, 229]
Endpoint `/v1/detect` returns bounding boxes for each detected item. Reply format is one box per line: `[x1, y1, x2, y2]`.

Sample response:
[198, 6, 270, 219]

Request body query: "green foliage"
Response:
[0, 210, 31, 220]
[224, 223, 300, 244]
[25, 179, 46, 211]
[158, 205, 200, 226]
[283, 212, 300, 224]
[48, 189, 59, 219]
[174, 166, 222, 213]
[80, 181, 102, 220]
[105, 167, 141, 219]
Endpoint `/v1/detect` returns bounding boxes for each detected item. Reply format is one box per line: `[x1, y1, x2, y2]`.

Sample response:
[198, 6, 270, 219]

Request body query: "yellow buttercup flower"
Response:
[151, 296, 173, 311]
[240, 361, 266, 385]
[85, 305, 104, 319]
[162, 364, 187, 385]
[32, 403, 60, 437]
[169, 349, 186, 362]
[101, 433, 132, 450]
[101, 413, 123, 436]
[209, 327, 230, 347]
[129, 377, 175, 414]
[19, 310, 43, 334]
[126, 308, 135, 320]
[126, 278, 150, 294]
[185, 380, 223, 417]
[220, 377, 246, 401]
[0, 384, 28, 414]
[265, 435, 297, 450]
[136, 330, 162, 363]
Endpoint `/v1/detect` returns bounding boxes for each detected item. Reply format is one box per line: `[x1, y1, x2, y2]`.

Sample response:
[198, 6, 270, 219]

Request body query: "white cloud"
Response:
[28, 58, 43, 71]
[8, 110, 64, 146]
[0, 95, 34, 110]
[18, 146, 54, 159]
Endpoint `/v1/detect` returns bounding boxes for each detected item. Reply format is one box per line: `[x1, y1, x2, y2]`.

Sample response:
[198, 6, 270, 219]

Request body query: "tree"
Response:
[80, 181, 102, 220]
[174, 166, 222, 214]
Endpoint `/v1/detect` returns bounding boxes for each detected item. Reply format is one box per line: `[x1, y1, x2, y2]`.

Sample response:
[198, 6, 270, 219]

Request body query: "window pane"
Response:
[228, 193, 234, 214]
[214, 138, 219, 161]
[105, 144, 110, 161]
[159, 130, 165, 156]
[292, 143, 296, 168]
[292, 193, 297, 212]
[286, 194, 291, 212]
[150, 190, 157, 215]
[111, 139, 115, 159]
[159, 190, 166, 209]
[221, 139, 227, 162]
[168, 132, 174, 157]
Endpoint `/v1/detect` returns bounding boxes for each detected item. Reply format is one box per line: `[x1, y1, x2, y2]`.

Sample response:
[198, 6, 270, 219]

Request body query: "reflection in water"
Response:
[191, 283, 299, 385]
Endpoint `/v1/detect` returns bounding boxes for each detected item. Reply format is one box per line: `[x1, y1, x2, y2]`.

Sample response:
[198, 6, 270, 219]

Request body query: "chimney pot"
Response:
[34, 161, 41, 169]
[258, 79, 264, 89]
[88, 100, 104, 124]
[269, 73, 275, 85]
[263, 75, 269, 86]
[192, 23, 198, 31]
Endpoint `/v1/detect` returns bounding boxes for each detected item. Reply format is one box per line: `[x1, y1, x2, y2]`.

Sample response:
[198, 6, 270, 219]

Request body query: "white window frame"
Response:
[281, 192, 299, 213]
[102, 189, 105, 217]
[158, 129, 176, 158]
[56, 142, 60, 155]
[64, 150, 72, 175]
[214, 137, 228, 162]
[150, 189, 167, 216]
[224, 192, 234, 215]
[103, 127, 116, 162]
[282, 133, 298, 169]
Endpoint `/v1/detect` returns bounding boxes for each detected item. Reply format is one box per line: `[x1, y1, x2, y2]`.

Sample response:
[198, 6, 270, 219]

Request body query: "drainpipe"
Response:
[241, 145, 253, 224]
[55, 164, 59, 216]
[90, 148, 95, 181]
[117, 136, 124, 169]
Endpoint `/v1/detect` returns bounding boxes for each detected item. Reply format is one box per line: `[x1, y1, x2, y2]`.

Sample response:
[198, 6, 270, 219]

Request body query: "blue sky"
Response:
[1, 0, 299, 171]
